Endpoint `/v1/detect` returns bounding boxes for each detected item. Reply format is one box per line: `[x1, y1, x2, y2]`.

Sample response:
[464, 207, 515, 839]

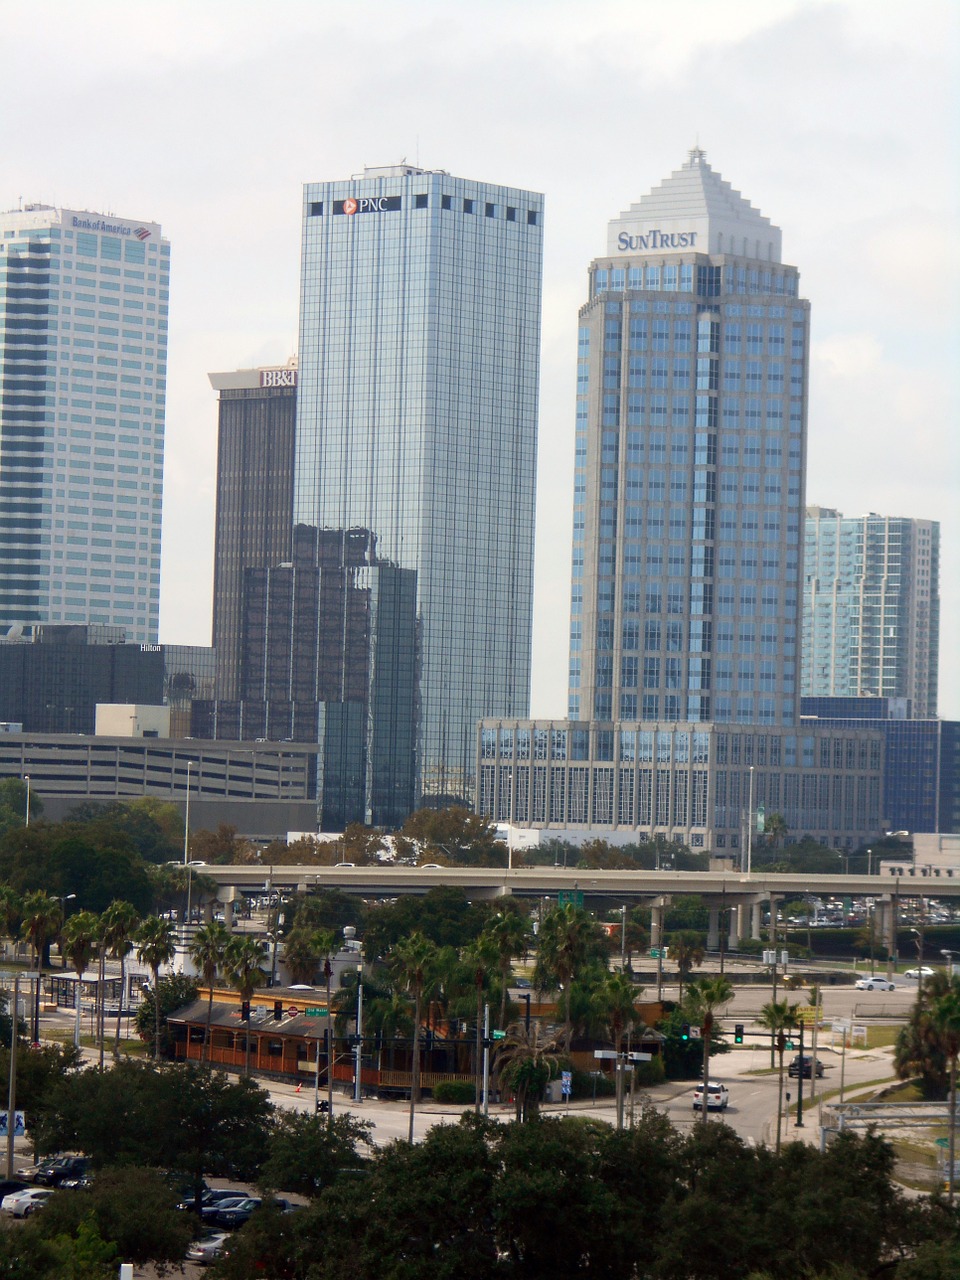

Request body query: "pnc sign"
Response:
[335, 196, 403, 216]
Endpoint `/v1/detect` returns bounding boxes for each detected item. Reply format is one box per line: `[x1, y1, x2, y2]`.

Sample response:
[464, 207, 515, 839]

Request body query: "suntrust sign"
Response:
[617, 229, 698, 251]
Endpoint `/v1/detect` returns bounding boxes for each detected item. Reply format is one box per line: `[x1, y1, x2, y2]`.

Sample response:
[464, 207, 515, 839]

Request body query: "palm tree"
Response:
[670, 931, 706, 1006]
[20, 891, 63, 1044]
[189, 920, 230, 1065]
[763, 811, 789, 851]
[389, 931, 439, 1142]
[488, 910, 530, 1030]
[929, 986, 960, 1205]
[313, 927, 340, 1121]
[595, 971, 646, 1129]
[0, 885, 21, 954]
[496, 1019, 560, 1122]
[462, 933, 499, 1111]
[758, 998, 800, 1153]
[135, 915, 176, 1062]
[60, 910, 100, 1050]
[685, 976, 734, 1127]
[100, 900, 141, 1060]
[282, 926, 320, 985]
[223, 934, 267, 1075]
[535, 904, 596, 1048]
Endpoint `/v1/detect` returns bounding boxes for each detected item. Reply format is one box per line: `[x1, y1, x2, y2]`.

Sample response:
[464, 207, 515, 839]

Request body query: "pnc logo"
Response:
[342, 198, 359, 215]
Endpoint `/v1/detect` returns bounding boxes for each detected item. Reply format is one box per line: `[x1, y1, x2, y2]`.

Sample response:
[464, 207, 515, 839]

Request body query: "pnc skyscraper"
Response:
[295, 165, 544, 803]
[0, 204, 168, 643]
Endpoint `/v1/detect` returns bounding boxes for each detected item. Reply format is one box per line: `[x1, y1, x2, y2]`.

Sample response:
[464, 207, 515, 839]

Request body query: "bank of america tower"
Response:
[569, 149, 808, 730]
[296, 166, 543, 803]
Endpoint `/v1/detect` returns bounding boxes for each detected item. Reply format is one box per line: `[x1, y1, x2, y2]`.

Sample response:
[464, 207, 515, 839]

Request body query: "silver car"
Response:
[186, 1232, 230, 1264]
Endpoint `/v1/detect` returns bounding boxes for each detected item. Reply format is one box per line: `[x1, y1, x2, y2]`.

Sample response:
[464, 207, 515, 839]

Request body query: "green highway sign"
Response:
[558, 890, 584, 908]
[305, 1007, 328, 1017]
[492, 1030, 506, 1040]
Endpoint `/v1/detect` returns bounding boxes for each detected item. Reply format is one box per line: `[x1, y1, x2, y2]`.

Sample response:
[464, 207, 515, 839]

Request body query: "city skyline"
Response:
[3, 1, 956, 719]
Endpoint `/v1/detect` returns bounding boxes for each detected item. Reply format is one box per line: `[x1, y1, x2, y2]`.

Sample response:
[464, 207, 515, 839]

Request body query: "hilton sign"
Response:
[260, 369, 297, 388]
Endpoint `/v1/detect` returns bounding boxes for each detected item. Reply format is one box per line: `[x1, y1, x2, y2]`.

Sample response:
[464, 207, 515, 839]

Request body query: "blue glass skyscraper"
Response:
[569, 149, 808, 730]
[0, 204, 168, 642]
[295, 165, 543, 803]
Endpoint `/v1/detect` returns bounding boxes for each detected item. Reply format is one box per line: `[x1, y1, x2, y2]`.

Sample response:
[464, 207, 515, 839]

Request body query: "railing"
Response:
[379, 1069, 474, 1089]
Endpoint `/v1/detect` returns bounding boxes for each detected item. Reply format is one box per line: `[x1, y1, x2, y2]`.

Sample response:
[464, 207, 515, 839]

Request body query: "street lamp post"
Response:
[620, 904, 626, 972]
[183, 760, 198, 930]
[354, 961, 363, 1103]
[746, 766, 755, 875]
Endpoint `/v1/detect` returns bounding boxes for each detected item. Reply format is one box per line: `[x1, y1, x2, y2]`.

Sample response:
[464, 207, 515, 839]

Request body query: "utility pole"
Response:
[6, 973, 19, 1178]
[482, 1003, 491, 1117]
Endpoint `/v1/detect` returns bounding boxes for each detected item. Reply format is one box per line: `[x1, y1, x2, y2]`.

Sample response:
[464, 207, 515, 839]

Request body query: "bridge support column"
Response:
[650, 908, 662, 951]
[750, 903, 762, 941]
[728, 907, 740, 949]
[223, 899, 235, 930]
[203, 901, 214, 924]
[707, 908, 720, 951]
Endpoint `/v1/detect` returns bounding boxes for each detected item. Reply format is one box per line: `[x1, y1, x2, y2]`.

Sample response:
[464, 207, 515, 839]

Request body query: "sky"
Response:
[3, 0, 958, 717]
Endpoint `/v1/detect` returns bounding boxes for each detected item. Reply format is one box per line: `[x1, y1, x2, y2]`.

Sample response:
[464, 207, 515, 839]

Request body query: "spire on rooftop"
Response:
[604, 152, 783, 263]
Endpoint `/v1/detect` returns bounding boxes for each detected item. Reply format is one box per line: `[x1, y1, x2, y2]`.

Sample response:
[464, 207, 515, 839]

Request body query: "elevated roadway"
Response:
[196, 864, 960, 905]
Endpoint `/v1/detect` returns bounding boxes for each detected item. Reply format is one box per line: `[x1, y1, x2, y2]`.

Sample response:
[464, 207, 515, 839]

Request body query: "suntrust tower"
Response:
[479, 151, 883, 852]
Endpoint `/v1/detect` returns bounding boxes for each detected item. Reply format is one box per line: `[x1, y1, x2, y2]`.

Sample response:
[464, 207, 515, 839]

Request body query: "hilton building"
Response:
[0, 204, 168, 642]
[479, 152, 882, 850]
[295, 165, 543, 804]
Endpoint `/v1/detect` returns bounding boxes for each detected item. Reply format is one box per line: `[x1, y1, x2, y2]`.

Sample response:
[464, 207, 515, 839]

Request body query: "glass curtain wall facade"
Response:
[0, 205, 167, 642]
[476, 154, 886, 850]
[569, 150, 808, 729]
[295, 166, 543, 804]
[209, 363, 297, 700]
[803, 508, 939, 716]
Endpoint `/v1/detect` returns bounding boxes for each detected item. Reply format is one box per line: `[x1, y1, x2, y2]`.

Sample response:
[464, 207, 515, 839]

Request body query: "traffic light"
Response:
[241, 1000, 251, 1021]
[273, 1000, 283, 1021]
[734, 1023, 744, 1044]
[680, 1023, 690, 1042]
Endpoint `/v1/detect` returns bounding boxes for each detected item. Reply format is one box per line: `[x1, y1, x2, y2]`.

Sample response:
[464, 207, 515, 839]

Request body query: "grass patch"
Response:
[865, 1026, 901, 1049]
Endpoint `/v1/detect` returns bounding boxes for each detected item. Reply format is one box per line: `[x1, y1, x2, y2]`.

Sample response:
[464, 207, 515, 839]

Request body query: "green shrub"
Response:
[635, 1055, 666, 1087]
[431, 1080, 476, 1104]
[569, 1068, 615, 1100]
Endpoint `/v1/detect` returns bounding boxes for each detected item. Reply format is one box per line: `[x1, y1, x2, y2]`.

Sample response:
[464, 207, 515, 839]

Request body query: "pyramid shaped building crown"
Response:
[605, 149, 783, 263]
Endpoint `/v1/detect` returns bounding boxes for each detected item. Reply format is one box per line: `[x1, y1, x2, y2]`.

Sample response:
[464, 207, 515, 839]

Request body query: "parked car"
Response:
[788, 1055, 825, 1079]
[200, 1196, 248, 1224]
[33, 1156, 89, 1187]
[16, 1158, 57, 1183]
[855, 977, 897, 991]
[512, 977, 532, 989]
[692, 1082, 729, 1111]
[212, 1196, 262, 1228]
[186, 1231, 230, 1265]
[177, 1188, 243, 1214]
[903, 967, 935, 980]
[0, 1180, 30, 1202]
[1, 1187, 55, 1217]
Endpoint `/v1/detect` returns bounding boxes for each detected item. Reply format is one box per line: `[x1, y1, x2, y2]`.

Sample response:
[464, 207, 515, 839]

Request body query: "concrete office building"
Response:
[803, 508, 939, 717]
[208, 360, 297, 700]
[296, 165, 544, 804]
[479, 151, 882, 849]
[0, 205, 168, 642]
